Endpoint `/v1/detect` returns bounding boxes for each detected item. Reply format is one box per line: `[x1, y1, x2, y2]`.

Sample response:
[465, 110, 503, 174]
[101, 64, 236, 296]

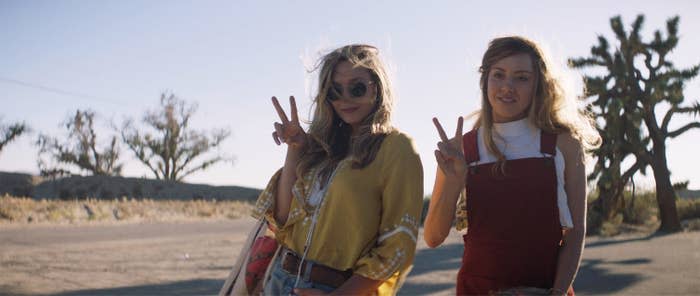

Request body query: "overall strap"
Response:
[540, 131, 558, 156]
[462, 129, 480, 164]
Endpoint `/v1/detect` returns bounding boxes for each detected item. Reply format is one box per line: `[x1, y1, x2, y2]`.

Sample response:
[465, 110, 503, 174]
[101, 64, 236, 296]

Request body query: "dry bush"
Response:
[622, 191, 659, 226]
[587, 189, 700, 236]
[599, 214, 624, 237]
[0, 194, 252, 224]
[677, 198, 700, 221]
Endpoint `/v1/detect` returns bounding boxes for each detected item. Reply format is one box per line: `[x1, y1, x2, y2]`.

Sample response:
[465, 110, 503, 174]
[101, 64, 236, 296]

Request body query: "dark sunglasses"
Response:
[326, 80, 375, 102]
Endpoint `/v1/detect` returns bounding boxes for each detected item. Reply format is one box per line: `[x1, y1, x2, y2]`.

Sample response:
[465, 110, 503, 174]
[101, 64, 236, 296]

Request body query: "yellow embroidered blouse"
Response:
[252, 131, 423, 295]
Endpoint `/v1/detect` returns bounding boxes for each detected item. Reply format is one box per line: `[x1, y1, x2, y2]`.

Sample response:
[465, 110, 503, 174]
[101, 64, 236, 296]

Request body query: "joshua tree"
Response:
[121, 93, 232, 181]
[570, 15, 700, 232]
[37, 110, 122, 177]
[0, 118, 28, 154]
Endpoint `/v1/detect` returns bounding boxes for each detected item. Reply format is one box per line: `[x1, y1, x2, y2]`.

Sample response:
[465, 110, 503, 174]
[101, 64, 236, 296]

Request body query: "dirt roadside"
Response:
[1, 219, 698, 295]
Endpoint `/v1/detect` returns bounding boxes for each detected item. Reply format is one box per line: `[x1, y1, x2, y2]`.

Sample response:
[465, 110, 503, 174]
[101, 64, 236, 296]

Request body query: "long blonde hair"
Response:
[475, 36, 601, 172]
[297, 44, 395, 183]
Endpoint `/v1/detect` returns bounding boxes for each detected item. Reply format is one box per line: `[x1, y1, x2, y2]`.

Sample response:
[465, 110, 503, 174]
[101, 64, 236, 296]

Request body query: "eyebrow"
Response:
[332, 76, 371, 84]
[492, 67, 533, 74]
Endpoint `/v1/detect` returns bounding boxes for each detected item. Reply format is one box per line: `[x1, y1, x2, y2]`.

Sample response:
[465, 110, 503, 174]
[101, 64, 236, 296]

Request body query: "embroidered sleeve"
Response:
[353, 134, 424, 281]
[251, 168, 312, 234]
[251, 168, 283, 230]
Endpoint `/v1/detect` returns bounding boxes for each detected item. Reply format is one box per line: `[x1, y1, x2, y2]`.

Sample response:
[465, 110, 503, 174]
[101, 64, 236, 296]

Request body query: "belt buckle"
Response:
[281, 249, 294, 272]
[301, 259, 315, 282]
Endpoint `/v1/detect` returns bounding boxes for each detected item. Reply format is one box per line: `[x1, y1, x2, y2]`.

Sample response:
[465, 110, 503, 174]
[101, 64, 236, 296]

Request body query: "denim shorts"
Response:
[263, 252, 337, 295]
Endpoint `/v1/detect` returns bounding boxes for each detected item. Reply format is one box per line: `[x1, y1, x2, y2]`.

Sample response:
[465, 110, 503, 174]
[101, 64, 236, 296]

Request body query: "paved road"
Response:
[1, 219, 698, 295]
[0, 220, 255, 246]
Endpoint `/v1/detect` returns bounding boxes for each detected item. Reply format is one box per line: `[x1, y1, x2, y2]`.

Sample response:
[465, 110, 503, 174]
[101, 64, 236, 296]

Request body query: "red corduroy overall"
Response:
[456, 129, 573, 295]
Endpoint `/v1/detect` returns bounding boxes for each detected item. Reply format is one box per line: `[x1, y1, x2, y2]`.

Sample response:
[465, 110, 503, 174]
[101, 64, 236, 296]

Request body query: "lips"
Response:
[498, 96, 516, 103]
[339, 106, 360, 113]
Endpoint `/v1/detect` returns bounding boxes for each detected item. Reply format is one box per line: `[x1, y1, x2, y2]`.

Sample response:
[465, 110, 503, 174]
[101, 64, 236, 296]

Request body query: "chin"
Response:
[340, 118, 360, 126]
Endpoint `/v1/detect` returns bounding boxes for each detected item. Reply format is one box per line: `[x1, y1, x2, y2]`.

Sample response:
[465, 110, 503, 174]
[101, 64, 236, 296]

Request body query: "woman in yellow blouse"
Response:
[252, 44, 423, 295]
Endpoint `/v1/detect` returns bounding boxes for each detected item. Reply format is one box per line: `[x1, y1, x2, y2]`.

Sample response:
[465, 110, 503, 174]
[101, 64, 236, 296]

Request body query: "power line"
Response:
[0, 75, 124, 106]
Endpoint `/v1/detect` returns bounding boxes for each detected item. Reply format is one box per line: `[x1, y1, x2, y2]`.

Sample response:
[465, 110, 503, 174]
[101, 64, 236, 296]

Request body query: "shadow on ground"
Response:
[584, 231, 674, 249]
[400, 241, 463, 295]
[401, 239, 652, 295]
[38, 279, 223, 296]
[574, 258, 650, 294]
[586, 236, 653, 248]
[0, 238, 656, 296]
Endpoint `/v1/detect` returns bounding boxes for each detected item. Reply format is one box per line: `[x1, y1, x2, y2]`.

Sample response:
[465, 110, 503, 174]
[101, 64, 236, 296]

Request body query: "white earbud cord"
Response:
[292, 162, 343, 290]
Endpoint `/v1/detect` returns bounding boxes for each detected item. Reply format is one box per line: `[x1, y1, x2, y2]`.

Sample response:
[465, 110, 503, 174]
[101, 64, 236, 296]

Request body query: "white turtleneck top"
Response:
[470, 118, 574, 229]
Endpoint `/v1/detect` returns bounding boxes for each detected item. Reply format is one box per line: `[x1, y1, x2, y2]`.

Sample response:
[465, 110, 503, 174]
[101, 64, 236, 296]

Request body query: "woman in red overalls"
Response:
[423, 36, 601, 295]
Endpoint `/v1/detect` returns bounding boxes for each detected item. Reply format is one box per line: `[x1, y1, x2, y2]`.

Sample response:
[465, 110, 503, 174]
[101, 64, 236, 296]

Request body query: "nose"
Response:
[506, 77, 516, 87]
[338, 93, 354, 102]
[500, 78, 515, 92]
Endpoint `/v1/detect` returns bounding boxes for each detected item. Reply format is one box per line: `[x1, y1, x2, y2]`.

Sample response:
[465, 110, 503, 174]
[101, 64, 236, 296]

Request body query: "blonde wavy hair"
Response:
[297, 44, 395, 184]
[475, 36, 601, 172]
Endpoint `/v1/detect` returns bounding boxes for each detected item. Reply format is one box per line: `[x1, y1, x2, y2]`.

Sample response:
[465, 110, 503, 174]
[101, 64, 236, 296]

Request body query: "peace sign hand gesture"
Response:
[272, 96, 307, 150]
[433, 116, 467, 185]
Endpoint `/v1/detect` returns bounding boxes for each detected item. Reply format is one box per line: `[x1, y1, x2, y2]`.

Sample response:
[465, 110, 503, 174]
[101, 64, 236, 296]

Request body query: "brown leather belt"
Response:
[280, 248, 353, 288]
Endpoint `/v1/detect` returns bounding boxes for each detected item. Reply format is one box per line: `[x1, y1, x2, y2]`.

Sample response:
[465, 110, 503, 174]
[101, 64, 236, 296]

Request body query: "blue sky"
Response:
[2, 0, 699, 192]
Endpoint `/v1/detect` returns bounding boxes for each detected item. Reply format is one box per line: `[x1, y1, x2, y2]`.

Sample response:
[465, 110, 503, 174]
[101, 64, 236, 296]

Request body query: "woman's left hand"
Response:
[293, 288, 328, 296]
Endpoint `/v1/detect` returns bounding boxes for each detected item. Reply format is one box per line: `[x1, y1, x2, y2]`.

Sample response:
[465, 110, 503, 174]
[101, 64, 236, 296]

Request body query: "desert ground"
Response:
[1, 218, 699, 296]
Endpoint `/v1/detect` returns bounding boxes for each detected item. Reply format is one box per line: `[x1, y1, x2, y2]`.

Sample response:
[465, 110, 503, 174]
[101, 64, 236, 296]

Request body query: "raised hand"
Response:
[433, 116, 467, 184]
[271, 96, 307, 150]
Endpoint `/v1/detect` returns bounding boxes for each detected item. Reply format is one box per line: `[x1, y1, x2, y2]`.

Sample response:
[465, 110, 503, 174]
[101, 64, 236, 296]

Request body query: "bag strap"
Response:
[218, 218, 267, 296]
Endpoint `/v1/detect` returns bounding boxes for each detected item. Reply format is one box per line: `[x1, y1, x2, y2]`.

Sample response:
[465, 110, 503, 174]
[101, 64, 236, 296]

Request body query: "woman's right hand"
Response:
[432, 116, 467, 186]
[270, 96, 305, 225]
[272, 96, 307, 150]
[424, 116, 467, 248]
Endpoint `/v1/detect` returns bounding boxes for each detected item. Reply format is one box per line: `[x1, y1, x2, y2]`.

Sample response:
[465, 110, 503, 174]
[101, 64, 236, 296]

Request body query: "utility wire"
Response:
[0, 75, 124, 106]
